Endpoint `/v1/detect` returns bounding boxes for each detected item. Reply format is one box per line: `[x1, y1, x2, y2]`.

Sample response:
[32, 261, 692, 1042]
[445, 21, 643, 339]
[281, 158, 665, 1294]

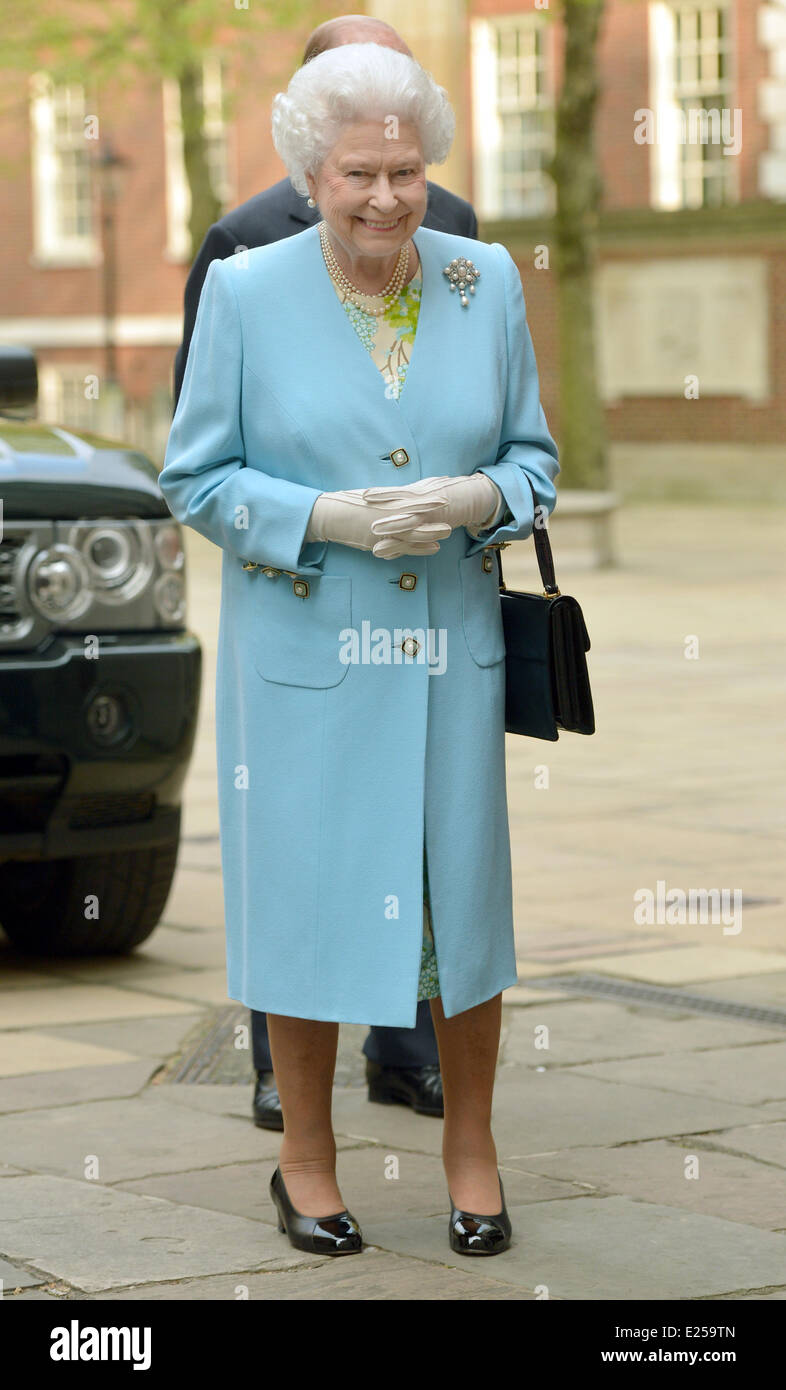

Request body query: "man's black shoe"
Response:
[366, 1060, 444, 1117]
[252, 1070, 284, 1130]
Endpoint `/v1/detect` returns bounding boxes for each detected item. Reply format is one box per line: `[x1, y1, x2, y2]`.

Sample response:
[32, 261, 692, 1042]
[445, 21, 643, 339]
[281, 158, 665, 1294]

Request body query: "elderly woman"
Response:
[159, 42, 559, 1258]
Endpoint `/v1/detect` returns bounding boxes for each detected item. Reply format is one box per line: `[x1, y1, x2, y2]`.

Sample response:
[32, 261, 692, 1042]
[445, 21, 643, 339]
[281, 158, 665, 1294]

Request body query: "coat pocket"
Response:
[252, 573, 352, 689]
[458, 552, 506, 668]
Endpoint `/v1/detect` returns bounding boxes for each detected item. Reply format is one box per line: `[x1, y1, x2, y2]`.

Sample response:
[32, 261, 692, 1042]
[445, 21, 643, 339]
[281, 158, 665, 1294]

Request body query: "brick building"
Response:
[1, 0, 784, 467]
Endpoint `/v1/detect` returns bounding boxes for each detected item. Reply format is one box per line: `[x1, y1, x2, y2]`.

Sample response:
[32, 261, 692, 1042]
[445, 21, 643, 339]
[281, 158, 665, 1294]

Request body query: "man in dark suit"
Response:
[173, 13, 479, 1130]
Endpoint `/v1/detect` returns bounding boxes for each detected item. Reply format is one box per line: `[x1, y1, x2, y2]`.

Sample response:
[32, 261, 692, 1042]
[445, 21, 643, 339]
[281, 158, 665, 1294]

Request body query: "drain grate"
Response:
[157, 1006, 252, 1085]
[522, 973, 786, 1029]
[156, 1007, 371, 1086]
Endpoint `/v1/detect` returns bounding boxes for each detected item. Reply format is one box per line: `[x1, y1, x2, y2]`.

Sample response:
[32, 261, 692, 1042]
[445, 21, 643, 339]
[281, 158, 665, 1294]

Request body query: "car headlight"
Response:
[24, 519, 188, 629]
[64, 521, 154, 605]
[27, 543, 92, 622]
[153, 570, 186, 623]
[154, 524, 184, 572]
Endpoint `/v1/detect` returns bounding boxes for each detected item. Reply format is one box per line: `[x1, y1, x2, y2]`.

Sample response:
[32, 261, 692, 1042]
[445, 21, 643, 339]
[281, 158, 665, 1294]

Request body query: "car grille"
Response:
[67, 792, 155, 830]
[0, 536, 26, 636]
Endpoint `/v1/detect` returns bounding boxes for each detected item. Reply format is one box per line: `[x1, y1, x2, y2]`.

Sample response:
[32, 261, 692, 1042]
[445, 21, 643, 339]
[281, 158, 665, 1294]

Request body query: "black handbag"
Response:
[495, 479, 595, 741]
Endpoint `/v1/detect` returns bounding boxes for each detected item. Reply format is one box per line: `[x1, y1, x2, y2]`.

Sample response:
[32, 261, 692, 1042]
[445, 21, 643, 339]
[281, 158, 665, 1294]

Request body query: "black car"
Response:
[0, 346, 201, 954]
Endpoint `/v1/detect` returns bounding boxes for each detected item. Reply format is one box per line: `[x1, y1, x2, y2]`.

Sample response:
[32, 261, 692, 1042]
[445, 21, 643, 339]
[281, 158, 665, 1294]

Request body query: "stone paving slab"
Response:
[0, 1256, 46, 1290]
[682, 1121, 786, 1169]
[115, 1148, 580, 1225]
[511, 1140, 786, 1230]
[500, 999, 786, 1067]
[160, 869, 226, 932]
[84, 1250, 531, 1300]
[0, 1031, 140, 1078]
[0, 1175, 315, 1293]
[720, 1289, 786, 1300]
[0, 1092, 287, 1182]
[0, 985, 200, 1028]
[544, 948, 786, 986]
[0, 962, 63, 990]
[331, 1089, 445, 1156]
[147, 1081, 258, 1116]
[569, 1041, 786, 1106]
[485, 1070, 765, 1155]
[363, 1195, 786, 1301]
[690, 972, 786, 1008]
[504, 984, 570, 1005]
[118, 970, 232, 1007]
[38, 1014, 206, 1061]
[0, 1062, 156, 1115]
[329, 1071, 767, 1160]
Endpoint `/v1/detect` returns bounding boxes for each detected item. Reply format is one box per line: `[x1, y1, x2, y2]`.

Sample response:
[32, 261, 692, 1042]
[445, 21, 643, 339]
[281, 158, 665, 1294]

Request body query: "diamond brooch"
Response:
[443, 256, 480, 307]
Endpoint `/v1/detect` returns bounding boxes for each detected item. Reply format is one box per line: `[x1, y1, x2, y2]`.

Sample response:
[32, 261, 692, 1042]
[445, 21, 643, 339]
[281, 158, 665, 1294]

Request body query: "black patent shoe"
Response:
[366, 1060, 444, 1117]
[448, 1170, 512, 1256]
[270, 1167, 363, 1256]
[252, 1071, 284, 1131]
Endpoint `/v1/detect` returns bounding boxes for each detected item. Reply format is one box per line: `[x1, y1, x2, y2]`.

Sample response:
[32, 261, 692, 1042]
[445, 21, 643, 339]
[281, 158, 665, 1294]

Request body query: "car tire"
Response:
[0, 830, 180, 956]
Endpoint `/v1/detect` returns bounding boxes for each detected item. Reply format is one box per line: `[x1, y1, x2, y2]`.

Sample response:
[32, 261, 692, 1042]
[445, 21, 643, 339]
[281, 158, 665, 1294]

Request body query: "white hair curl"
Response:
[271, 42, 455, 198]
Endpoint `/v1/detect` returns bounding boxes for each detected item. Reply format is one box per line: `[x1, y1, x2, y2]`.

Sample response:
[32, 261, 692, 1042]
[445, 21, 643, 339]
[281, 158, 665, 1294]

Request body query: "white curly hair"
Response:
[271, 42, 455, 198]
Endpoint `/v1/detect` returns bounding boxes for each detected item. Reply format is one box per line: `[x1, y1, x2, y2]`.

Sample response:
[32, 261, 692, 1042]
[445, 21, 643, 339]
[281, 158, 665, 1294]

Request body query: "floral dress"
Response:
[328, 259, 440, 1002]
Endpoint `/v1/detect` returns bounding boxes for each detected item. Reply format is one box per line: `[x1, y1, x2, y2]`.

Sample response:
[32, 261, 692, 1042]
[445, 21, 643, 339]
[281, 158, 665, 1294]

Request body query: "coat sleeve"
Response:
[465, 242, 560, 554]
[158, 256, 328, 577]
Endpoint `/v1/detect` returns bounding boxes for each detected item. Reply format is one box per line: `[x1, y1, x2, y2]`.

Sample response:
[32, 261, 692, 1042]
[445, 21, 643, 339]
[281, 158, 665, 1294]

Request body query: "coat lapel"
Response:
[293, 221, 475, 425]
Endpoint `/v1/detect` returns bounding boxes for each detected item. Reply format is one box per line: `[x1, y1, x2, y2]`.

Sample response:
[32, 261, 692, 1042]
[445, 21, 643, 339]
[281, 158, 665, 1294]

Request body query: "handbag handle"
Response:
[495, 476, 560, 596]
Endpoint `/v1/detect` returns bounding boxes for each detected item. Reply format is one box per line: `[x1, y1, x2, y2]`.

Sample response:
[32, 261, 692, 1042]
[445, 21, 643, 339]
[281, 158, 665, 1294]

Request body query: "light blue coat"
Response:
[159, 221, 559, 1027]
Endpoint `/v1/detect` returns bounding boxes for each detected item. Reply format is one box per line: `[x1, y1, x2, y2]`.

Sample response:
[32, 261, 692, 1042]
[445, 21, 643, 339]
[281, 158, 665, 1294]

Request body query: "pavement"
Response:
[1, 499, 784, 1302]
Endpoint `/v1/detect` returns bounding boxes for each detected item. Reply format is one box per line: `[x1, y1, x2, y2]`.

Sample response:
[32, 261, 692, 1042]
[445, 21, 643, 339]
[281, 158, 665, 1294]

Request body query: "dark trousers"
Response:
[251, 1003, 440, 1072]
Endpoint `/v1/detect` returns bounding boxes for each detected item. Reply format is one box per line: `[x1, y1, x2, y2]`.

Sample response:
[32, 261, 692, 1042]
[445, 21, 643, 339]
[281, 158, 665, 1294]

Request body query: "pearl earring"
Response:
[307, 197, 316, 208]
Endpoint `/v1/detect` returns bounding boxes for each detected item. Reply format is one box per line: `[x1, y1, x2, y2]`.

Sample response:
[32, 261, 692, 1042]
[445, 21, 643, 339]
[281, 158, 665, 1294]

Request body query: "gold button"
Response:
[401, 636, 420, 658]
[241, 560, 258, 571]
[482, 553, 494, 573]
[292, 579, 310, 598]
[391, 447, 409, 467]
[399, 572, 417, 590]
[262, 566, 281, 578]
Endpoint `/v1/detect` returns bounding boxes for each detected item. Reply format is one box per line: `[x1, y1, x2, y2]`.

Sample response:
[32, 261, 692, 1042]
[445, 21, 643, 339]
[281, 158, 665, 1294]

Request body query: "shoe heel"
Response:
[277, 1219, 285, 1233]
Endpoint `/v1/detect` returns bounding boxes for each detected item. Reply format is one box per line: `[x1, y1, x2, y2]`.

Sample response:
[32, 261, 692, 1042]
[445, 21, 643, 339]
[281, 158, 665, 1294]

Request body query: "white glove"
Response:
[305, 487, 451, 556]
[363, 473, 504, 541]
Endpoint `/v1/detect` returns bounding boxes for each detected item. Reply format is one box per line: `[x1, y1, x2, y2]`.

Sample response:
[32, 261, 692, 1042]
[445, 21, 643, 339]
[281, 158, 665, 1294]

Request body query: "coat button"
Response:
[241, 560, 259, 571]
[401, 636, 420, 657]
[399, 572, 417, 590]
[482, 552, 495, 573]
[262, 566, 281, 578]
[292, 579, 310, 598]
[390, 447, 409, 467]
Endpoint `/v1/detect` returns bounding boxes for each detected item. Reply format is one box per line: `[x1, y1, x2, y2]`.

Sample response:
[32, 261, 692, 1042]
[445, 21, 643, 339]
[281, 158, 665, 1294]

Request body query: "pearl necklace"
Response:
[319, 220, 411, 316]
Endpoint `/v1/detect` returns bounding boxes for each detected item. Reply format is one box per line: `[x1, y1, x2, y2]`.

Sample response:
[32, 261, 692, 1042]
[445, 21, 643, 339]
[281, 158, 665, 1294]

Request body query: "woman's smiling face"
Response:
[305, 119, 427, 262]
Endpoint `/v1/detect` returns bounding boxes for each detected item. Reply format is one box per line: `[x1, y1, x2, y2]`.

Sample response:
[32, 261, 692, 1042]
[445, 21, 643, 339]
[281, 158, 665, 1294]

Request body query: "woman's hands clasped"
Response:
[306, 485, 451, 558]
[364, 473, 502, 557]
[306, 473, 503, 560]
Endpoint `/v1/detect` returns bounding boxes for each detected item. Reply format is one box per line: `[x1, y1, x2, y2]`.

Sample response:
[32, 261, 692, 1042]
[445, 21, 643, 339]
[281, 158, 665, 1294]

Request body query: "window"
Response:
[163, 55, 232, 260]
[38, 363, 102, 430]
[29, 73, 98, 264]
[649, 3, 737, 209]
[471, 16, 555, 220]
